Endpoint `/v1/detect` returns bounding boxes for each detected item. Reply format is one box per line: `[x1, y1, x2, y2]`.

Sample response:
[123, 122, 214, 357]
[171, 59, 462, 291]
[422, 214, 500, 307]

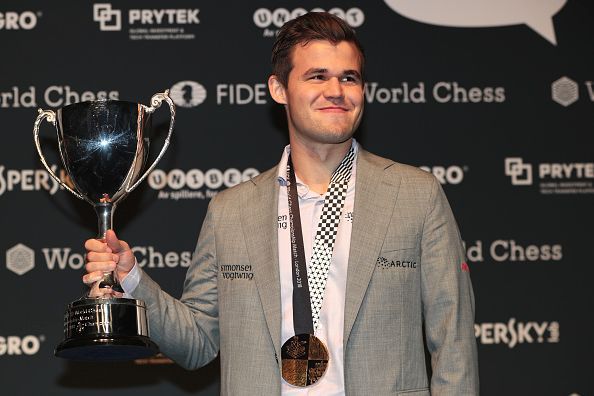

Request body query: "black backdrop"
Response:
[1, 1, 592, 395]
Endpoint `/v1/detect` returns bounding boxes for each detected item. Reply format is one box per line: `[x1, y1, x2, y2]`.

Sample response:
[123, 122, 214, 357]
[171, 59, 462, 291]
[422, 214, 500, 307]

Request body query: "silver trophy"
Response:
[33, 91, 175, 360]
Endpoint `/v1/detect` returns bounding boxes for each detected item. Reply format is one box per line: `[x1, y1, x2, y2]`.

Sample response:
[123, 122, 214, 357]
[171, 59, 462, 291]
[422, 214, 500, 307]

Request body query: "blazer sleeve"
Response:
[420, 177, 479, 395]
[131, 197, 220, 370]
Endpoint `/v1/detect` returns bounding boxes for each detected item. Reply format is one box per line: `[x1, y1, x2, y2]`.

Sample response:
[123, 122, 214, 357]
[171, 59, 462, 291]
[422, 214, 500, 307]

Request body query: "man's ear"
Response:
[268, 75, 287, 105]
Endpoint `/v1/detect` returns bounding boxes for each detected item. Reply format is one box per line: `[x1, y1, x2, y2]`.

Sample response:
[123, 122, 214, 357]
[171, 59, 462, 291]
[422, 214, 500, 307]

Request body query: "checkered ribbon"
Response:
[307, 147, 355, 329]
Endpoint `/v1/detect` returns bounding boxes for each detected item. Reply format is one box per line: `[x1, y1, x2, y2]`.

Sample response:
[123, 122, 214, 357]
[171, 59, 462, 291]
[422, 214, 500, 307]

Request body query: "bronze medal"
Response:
[281, 334, 329, 387]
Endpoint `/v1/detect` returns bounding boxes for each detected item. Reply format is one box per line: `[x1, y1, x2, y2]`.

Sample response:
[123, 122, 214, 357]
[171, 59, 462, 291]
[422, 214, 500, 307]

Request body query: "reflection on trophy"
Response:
[33, 91, 175, 360]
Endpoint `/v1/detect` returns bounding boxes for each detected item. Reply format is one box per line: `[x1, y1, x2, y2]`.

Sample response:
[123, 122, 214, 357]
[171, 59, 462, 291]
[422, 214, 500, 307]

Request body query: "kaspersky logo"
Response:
[6, 243, 34, 275]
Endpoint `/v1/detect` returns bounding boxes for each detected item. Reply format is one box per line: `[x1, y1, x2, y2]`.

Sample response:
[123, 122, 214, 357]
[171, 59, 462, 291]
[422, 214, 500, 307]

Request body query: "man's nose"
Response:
[323, 77, 344, 100]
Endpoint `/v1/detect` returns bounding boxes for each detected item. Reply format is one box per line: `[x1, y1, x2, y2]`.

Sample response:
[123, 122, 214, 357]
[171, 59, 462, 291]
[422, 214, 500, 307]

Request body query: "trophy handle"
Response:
[126, 90, 176, 193]
[33, 109, 84, 200]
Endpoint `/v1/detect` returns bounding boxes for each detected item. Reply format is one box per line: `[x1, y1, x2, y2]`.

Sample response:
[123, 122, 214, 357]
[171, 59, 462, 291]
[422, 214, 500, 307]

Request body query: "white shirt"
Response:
[277, 141, 357, 396]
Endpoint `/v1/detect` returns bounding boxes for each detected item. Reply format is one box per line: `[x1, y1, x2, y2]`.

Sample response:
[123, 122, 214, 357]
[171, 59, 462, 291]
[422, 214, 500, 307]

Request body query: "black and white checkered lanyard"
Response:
[287, 146, 355, 333]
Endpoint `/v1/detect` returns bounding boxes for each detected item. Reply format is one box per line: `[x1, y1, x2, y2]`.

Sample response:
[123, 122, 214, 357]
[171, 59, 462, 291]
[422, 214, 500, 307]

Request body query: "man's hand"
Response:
[83, 229, 135, 297]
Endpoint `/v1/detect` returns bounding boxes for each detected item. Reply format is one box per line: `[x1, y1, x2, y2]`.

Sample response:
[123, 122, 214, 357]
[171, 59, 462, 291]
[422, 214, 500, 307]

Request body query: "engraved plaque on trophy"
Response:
[33, 91, 175, 360]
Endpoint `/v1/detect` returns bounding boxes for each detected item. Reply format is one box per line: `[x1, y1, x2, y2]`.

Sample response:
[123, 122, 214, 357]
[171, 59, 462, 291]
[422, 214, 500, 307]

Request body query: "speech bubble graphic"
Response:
[383, 0, 567, 45]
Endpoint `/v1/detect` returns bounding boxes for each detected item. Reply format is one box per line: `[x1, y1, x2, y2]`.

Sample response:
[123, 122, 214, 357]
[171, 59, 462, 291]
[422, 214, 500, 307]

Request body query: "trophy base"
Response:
[55, 335, 158, 361]
[56, 297, 159, 361]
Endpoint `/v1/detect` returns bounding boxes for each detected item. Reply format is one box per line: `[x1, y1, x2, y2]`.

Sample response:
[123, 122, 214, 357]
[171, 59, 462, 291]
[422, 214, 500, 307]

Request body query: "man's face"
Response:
[270, 40, 364, 146]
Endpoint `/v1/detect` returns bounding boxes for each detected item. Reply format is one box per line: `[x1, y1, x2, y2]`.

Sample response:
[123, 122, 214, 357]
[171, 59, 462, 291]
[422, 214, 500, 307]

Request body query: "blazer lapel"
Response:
[240, 168, 282, 359]
[343, 150, 402, 347]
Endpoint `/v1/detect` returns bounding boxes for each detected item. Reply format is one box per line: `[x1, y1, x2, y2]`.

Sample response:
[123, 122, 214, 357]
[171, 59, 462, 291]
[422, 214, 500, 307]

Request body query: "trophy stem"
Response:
[94, 202, 123, 293]
[95, 202, 115, 239]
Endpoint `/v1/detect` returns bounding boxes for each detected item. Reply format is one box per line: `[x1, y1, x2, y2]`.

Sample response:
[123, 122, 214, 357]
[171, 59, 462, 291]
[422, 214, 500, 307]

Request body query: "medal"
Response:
[281, 334, 329, 387]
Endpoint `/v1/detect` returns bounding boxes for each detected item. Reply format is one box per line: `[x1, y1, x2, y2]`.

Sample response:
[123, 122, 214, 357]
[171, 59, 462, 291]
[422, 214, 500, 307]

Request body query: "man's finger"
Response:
[105, 229, 125, 253]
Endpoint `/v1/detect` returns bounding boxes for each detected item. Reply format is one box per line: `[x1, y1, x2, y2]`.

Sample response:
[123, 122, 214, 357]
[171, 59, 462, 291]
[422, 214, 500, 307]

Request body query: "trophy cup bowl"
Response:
[33, 91, 175, 361]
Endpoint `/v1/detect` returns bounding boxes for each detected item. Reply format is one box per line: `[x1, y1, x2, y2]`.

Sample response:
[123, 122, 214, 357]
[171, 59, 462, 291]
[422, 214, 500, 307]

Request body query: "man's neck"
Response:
[289, 137, 352, 194]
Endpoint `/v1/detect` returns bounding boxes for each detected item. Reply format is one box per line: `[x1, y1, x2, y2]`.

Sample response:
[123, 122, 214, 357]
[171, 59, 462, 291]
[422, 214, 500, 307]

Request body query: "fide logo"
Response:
[93, 3, 121, 31]
[5, 243, 35, 276]
[504, 158, 533, 186]
[169, 81, 207, 108]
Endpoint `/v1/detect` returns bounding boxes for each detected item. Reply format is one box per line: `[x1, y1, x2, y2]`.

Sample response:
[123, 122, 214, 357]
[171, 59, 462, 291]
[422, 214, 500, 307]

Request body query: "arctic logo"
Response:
[383, 0, 567, 45]
[505, 158, 533, 186]
[93, 3, 121, 31]
[169, 81, 207, 108]
[6, 243, 34, 276]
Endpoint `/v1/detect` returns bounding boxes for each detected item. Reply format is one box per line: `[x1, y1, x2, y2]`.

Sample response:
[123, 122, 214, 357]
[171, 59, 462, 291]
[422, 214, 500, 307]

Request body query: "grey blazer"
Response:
[133, 149, 479, 395]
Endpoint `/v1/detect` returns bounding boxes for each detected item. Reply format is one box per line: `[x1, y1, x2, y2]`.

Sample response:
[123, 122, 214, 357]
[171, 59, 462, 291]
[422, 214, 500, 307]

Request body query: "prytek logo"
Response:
[0, 335, 45, 356]
[551, 76, 594, 107]
[93, 3, 121, 31]
[475, 318, 560, 348]
[253, 7, 364, 37]
[93, 3, 200, 41]
[0, 11, 41, 30]
[465, 240, 562, 263]
[0, 85, 119, 109]
[420, 165, 467, 185]
[148, 168, 260, 200]
[6, 243, 34, 276]
[505, 157, 594, 195]
[0, 165, 74, 196]
[364, 81, 505, 104]
[170, 81, 207, 108]
[505, 158, 532, 186]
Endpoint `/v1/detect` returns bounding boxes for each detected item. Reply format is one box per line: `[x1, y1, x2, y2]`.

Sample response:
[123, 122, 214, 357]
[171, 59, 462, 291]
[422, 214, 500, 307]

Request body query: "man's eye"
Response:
[310, 74, 325, 80]
[341, 76, 359, 83]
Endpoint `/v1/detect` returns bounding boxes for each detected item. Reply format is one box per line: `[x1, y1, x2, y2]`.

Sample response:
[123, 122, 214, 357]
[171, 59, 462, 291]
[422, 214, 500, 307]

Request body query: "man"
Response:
[84, 12, 478, 395]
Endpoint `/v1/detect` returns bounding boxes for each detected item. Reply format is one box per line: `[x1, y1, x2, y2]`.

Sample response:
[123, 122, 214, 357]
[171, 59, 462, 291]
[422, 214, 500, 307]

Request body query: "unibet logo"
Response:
[148, 168, 260, 190]
[0, 11, 39, 30]
[504, 158, 533, 186]
[253, 7, 365, 29]
[170, 81, 207, 108]
[0, 335, 43, 356]
[383, 0, 567, 45]
[93, 3, 121, 31]
[6, 243, 34, 275]
[551, 76, 579, 107]
[474, 318, 560, 348]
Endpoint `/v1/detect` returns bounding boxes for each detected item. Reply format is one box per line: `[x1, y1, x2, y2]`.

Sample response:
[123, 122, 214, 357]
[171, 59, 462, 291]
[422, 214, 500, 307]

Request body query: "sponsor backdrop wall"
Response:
[0, 1, 591, 395]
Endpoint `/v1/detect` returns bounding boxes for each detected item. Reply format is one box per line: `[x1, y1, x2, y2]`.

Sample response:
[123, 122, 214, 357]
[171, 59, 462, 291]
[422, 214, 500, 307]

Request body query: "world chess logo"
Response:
[93, 3, 121, 31]
[505, 158, 533, 186]
[551, 76, 579, 107]
[6, 243, 35, 276]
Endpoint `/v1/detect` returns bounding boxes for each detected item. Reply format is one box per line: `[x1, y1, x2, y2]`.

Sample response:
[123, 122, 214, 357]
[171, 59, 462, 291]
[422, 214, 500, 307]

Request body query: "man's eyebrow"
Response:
[303, 68, 328, 75]
[343, 70, 362, 79]
[302, 68, 362, 78]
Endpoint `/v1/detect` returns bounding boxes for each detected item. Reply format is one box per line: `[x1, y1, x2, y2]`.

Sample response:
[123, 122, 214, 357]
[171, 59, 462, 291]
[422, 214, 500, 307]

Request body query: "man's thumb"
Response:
[105, 229, 124, 253]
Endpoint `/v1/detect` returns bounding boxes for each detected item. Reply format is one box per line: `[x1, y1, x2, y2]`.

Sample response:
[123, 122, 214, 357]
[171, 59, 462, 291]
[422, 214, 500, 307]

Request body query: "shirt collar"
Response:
[276, 139, 359, 198]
